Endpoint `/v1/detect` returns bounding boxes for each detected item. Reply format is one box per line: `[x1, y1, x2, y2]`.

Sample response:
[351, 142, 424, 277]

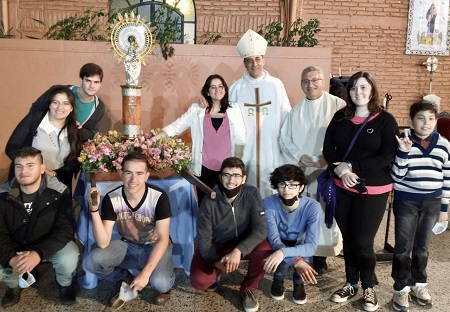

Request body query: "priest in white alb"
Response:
[279, 66, 346, 273]
[229, 29, 291, 198]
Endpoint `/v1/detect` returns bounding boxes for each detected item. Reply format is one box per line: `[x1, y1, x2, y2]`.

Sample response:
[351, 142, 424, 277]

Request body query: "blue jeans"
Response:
[85, 240, 175, 293]
[0, 241, 79, 288]
[273, 256, 312, 285]
[391, 199, 440, 291]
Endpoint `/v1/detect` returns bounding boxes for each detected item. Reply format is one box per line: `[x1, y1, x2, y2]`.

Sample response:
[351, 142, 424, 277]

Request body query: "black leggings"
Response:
[197, 165, 220, 205]
[334, 187, 389, 289]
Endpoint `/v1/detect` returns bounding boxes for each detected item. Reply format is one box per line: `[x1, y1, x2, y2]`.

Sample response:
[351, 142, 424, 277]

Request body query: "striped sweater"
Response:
[391, 131, 450, 212]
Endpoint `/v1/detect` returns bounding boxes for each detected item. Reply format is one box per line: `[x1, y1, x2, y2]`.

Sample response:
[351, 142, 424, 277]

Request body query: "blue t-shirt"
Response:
[72, 86, 95, 125]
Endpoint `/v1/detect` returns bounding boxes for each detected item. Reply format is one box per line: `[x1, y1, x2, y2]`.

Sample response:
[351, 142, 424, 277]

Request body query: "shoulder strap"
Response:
[343, 115, 371, 161]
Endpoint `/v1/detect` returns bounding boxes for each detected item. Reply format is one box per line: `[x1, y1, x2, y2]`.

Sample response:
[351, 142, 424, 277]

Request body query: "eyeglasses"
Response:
[277, 182, 300, 189]
[301, 78, 323, 85]
[221, 173, 243, 180]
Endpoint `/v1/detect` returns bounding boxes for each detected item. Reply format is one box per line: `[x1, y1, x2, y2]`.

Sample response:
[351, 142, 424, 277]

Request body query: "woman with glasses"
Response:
[323, 72, 399, 311]
[153, 74, 246, 203]
[6, 86, 81, 194]
[263, 164, 321, 305]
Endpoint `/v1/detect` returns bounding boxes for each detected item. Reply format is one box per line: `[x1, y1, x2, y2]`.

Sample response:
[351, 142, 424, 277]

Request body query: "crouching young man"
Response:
[0, 147, 79, 307]
[85, 150, 175, 309]
[190, 157, 272, 312]
[263, 164, 321, 305]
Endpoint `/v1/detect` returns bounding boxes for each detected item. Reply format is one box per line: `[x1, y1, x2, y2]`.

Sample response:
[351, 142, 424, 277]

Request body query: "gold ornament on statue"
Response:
[109, 12, 156, 138]
[109, 12, 156, 86]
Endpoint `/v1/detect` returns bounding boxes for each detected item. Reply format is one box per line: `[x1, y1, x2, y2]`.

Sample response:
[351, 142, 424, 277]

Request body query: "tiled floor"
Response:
[1, 214, 449, 311]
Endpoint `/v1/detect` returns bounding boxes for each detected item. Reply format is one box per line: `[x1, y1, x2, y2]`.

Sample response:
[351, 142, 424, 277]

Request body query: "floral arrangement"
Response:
[78, 130, 191, 173]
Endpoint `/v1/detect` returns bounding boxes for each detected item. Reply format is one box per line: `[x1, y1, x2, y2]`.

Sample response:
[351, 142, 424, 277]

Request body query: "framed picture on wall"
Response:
[405, 0, 450, 55]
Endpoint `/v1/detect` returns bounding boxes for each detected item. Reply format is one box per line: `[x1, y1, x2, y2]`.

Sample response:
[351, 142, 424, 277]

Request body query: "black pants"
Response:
[197, 165, 220, 205]
[335, 187, 388, 289]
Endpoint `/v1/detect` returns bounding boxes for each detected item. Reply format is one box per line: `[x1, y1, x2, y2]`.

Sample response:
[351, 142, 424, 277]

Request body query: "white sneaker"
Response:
[411, 283, 432, 306]
[392, 286, 410, 312]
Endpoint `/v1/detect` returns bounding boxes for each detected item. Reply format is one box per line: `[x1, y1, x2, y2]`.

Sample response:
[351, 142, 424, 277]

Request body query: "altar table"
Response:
[74, 172, 198, 289]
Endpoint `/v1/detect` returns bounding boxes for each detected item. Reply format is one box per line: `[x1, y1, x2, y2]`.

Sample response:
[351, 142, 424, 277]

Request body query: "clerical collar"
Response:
[305, 93, 324, 104]
[245, 70, 267, 82]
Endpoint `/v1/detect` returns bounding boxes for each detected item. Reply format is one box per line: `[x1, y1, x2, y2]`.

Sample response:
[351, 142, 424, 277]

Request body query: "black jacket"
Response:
[196, 184, 267, 266]
[323, 109, 399, 186]
[0, 175, 75, 267]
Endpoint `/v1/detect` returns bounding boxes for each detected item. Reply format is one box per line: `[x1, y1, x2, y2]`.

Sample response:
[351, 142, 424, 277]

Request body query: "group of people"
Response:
[0, 28, 447, 312]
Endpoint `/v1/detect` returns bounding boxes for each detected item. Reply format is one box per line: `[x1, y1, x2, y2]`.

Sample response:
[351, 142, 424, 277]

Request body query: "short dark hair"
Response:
[409, 100, 438, 120]
[121, 149, 150, 171]
[269, 164, 308, 189]
[220, 157, 246, 176]
[14, 146, 43, 164]
[79, 63, 103, 81]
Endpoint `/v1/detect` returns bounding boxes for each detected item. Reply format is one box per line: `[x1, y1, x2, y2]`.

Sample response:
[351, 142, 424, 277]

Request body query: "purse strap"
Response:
[342, 115, 371, 161]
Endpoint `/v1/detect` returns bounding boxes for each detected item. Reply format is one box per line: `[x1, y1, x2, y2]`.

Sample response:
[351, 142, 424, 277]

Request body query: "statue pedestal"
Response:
[122, 85, 142, 138]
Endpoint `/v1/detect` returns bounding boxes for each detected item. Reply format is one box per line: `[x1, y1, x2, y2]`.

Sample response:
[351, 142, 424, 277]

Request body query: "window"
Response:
[109, 0, 196, 44]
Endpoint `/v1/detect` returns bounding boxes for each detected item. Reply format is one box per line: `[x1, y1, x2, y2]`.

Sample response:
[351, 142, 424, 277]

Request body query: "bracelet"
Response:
[90, 208, 99, 213]
[292, 257, 304, 267]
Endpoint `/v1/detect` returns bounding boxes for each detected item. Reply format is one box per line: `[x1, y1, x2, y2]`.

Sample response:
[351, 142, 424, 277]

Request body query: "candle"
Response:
[339, 67, 342, 77]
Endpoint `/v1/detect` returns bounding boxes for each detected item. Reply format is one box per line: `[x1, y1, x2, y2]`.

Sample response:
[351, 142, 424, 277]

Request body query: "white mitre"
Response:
[236, 29, 268, 59]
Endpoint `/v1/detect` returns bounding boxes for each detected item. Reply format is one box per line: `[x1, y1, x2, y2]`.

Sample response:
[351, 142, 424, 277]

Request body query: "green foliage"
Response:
[257, 18, 321, 47]
[0, 20, 15, 38]
[44, 9, 107, 41]
[152, 1, 183, 59]
[197, 31, 221, 45]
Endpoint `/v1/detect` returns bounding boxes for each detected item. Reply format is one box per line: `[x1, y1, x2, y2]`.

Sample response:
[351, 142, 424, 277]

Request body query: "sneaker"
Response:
[206, 275, 221, 292]
[240, 289, 259, 312]
[362, 288, 379, 312]
[1, 287, 22, 308]
[330, 283, 358, 303]
[411, 283, 432, 306]
[293, 283, 307, 305]
[270, 280, 284, 300]
[392, 287, 410, 312]
[206, 282, 219, 292]
[58, 283, 77, 306]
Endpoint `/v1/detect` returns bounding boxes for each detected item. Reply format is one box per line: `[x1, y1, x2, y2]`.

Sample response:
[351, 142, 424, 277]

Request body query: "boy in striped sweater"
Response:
[390, 100, 449, 312]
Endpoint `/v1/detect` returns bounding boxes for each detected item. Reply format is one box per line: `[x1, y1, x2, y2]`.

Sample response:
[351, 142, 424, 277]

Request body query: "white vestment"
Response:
[229, 71, 291, 198]
[279, 91, 346, 256]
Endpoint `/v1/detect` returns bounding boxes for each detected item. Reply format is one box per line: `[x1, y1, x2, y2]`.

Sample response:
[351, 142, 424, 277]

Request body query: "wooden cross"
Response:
[244, 88, 271, 189]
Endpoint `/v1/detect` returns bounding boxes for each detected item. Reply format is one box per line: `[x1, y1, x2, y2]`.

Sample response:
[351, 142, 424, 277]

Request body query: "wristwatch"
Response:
[347, 162, 353, 171]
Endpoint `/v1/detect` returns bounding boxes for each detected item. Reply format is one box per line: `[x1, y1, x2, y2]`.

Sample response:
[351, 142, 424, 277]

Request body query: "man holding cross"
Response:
[229, 29, 291, 198]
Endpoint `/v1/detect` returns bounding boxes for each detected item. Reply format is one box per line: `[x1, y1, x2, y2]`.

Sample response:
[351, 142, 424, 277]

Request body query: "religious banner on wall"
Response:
[405, 0, 450, 55]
